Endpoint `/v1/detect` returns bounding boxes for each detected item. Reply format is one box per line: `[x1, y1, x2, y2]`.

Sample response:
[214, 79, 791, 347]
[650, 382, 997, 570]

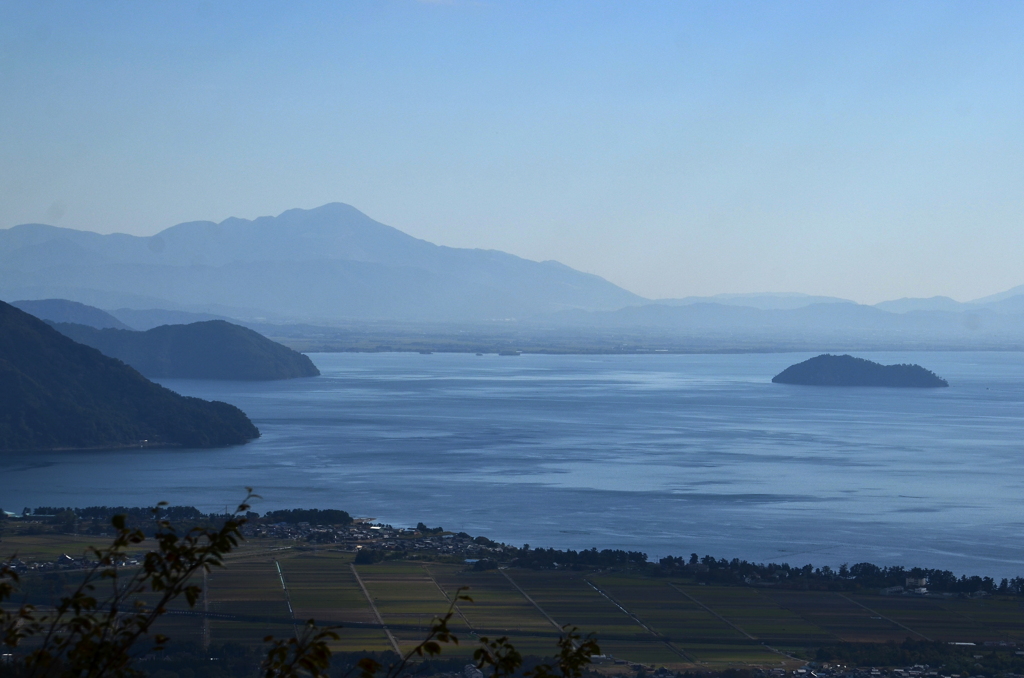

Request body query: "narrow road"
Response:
[669, 584, 796, 662]
[584, 578, 696, 663]
[499, 570, 563, 632]
[351, 563, 403, 654]
[421, 565, 475, 632]
[668, 584, 756, 640]
[274, 559, 298, 639]
[836, 593, 931, 641]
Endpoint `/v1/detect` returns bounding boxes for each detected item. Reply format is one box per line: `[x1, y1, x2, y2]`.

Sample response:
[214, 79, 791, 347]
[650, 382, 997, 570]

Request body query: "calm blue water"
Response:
[3, 352, 1024, 577]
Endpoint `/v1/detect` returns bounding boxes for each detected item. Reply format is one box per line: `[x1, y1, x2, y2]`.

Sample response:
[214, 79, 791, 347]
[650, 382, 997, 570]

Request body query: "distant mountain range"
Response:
[4, 203, 1024, 349]
[873, 292, 1024, 314]
[655, 291, 1024, 314]
[0, 203, 642, 323]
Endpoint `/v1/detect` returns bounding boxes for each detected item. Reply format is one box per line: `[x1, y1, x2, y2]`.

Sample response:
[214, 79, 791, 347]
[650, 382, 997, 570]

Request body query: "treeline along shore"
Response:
[8, 503, 1024, 677]
[2, 504, 1016, 597]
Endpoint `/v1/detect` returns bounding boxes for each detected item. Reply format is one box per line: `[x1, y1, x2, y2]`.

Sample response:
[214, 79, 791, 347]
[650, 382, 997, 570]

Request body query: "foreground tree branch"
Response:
[1, 492, 598, 678]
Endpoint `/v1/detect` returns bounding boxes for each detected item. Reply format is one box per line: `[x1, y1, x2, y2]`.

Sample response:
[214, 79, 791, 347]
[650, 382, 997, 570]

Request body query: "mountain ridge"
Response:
[0, 203, 643, 322]
[5, 202, 1024, 332]
[12, 299, 130, 330]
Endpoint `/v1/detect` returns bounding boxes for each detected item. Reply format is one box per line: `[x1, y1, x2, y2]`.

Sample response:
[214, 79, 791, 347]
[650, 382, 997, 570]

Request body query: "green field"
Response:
[6, 536, 1024, 669]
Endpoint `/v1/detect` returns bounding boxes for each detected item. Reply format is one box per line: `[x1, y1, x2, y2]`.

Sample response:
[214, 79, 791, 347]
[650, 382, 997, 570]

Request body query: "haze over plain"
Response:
[3, 1, 1023, 304]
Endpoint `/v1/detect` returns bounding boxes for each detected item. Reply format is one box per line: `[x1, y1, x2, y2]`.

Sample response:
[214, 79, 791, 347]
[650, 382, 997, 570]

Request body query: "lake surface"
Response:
[3, 351, 1024, 577]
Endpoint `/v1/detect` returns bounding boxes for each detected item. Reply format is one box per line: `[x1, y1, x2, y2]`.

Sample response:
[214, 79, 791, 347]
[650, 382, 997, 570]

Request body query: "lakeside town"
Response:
[2, 509, 1014, 598]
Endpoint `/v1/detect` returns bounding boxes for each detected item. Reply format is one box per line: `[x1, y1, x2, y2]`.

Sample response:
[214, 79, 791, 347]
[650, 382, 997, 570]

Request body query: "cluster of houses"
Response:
[876, 577, 990, 600]
[4, 553, 140, 573]
[245, 519, 504, 558]
[2, 519, 503, 574]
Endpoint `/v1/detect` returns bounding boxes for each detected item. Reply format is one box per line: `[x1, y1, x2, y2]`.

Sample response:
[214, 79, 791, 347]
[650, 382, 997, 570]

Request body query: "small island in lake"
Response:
[772, 354, 949, 388]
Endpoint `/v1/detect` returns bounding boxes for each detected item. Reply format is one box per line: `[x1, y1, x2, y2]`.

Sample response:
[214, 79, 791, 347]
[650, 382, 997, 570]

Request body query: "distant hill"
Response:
[874, 296, 966, 314]
[110, 308, 233, 331]
[970, 284, 1024, 304]
[0, 301, 260, 451]
[873, 292, 1024, 315]
[11, 298, 130, 329]
[978, 294, 1024, 315]
[52, 320, 320, 380]
[772, 354, 949, 388]
[0, 203, 644, 322]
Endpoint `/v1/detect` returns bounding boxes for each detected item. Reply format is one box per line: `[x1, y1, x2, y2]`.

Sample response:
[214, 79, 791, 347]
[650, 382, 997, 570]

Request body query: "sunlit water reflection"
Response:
[2, 351, 1023, 577]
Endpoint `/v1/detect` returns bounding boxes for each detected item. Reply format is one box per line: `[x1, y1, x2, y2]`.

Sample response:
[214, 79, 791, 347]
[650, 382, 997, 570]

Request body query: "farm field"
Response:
[5, 536, 1024, 669]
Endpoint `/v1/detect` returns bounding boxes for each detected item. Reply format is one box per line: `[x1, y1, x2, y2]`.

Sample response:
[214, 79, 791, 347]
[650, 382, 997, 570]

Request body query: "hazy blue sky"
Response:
[2, 1, 1022, 303]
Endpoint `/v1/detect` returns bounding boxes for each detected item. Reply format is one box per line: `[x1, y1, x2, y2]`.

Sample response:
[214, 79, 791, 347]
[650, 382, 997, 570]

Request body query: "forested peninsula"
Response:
[52, 319, 319, 381]
[773, 354, 949, 387]
[0, 302, 260, 451]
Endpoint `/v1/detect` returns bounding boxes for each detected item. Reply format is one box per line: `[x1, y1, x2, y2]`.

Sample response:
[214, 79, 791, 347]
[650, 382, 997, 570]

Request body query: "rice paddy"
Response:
[6, 535, 1024, 669]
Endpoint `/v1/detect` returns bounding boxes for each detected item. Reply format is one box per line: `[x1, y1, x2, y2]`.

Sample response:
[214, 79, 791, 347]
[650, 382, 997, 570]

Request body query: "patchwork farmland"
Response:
[5, 535, 1024, 670]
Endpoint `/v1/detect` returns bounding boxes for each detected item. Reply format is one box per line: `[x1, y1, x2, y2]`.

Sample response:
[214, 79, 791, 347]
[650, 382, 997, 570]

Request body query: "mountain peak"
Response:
[1, 203, 643, 323]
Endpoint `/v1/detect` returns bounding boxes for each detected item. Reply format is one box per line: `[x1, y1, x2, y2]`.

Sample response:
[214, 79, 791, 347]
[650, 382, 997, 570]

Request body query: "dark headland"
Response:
[0, 301, 260, 451]
[772, 354, 949, 388]
[52, 319, 320, 381]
